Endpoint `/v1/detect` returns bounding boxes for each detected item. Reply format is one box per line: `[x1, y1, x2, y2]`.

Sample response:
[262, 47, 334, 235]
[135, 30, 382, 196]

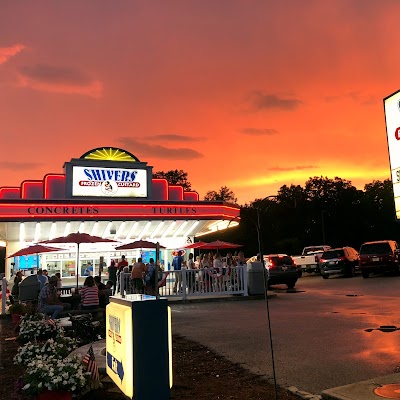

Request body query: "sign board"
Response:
[106, 297, 172, 399]
[106, 302, 134, 398]
[72, 166, 148, 198]
[384, 90, 400, 219]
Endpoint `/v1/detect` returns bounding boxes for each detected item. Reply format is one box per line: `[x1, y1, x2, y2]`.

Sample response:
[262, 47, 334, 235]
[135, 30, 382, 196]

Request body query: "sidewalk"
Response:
[321, 374, 400, 400]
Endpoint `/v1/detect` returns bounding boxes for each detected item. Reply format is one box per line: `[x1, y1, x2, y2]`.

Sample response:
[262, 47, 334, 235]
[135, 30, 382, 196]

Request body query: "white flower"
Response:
[22, 384, 30, 390]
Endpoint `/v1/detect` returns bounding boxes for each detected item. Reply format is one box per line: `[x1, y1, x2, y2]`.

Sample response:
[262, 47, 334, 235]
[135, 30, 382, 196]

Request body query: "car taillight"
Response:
[320, 258, 325, 263]
[268, 260, 274, 269]
[338, 257, 346, 261]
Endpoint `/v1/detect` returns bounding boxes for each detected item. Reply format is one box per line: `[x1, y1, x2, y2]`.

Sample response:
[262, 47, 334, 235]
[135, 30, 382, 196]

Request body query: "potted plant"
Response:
[8, 302, 27, 325]
[20, 354, 90, 399]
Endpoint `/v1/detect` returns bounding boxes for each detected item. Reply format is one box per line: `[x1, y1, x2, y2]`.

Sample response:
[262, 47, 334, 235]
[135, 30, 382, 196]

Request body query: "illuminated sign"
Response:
[0, 203, 240, 220]
[106, 297, 173, 399]
[384, 90, 400, 219]
[72, 166, 147, 198]
[106, 302, 134, 398]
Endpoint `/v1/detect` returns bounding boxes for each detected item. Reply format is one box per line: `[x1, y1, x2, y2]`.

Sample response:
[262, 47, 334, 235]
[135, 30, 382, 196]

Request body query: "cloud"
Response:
[324, 91, 377, 106]
[268, 165, 318, 172]
[0, 161, 43, 171]
[247, 91, 302, 111]
[147, 134, 203, 142]
[17, 64, 102, 98]
[239, 128, 278, 136]
[0, 44, 25, 65]
[118, 137, 203, 160]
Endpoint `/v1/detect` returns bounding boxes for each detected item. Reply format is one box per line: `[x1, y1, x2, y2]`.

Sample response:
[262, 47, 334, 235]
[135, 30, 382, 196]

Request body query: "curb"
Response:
[167, 293, 277, 304]
[287, 386, 322, 399]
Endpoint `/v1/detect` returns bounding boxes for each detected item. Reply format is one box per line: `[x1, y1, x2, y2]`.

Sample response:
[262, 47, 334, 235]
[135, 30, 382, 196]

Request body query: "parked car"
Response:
[359, 240, 400, 278]
[292, 245, 331, 274]
[319, 247, 359, 279]
[248, 254, 298, 289]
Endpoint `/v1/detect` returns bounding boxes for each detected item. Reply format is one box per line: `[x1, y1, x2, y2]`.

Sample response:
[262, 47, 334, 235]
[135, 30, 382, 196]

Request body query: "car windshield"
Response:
[304, 247, 324, 254]
[269, 256, 293, 265]
[360, 243, 392, 255]
[322, 250, 344, 259]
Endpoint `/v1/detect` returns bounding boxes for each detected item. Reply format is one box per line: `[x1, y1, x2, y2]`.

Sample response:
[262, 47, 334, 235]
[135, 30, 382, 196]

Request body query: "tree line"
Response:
[153, 170, 399, 257]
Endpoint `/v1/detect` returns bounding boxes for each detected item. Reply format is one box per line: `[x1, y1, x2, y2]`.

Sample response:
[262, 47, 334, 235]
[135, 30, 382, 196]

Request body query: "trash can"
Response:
[247, 261, 266, 295]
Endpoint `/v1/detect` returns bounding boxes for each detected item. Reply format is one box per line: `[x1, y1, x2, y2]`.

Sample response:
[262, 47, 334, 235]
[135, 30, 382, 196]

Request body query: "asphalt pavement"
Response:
[170, 274, 400, 400]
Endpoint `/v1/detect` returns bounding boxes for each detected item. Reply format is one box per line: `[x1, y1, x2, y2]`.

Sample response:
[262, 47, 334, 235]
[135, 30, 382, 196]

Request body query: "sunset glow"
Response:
[0, 1, 398, 204]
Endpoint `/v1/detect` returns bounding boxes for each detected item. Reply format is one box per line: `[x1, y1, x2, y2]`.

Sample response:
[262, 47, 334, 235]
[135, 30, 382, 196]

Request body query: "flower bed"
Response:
[18, 314, 62, 344]
[14, 335, 79, 367]
[14, 314, 95, 398]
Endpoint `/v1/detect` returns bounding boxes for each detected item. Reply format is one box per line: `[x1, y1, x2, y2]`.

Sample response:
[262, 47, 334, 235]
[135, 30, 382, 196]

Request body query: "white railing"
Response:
[119, 266, 248, 300]
[1, 277, 7, 315]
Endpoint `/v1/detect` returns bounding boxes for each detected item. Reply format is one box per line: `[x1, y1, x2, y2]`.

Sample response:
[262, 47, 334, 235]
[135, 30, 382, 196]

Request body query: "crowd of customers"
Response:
[8, 250, 247, 319]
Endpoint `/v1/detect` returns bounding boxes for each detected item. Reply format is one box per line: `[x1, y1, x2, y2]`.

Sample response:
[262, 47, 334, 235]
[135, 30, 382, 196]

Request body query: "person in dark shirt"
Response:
[173, 250, 184, 293]
[94, 275, 107, 308]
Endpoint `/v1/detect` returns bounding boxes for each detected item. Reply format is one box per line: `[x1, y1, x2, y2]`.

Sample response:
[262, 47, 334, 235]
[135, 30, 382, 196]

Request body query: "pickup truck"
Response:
[292, 245, 331, 274]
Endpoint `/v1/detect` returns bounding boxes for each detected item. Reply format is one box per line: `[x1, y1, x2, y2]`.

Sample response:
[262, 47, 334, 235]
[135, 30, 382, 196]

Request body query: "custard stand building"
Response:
[0, 147, 240, 285]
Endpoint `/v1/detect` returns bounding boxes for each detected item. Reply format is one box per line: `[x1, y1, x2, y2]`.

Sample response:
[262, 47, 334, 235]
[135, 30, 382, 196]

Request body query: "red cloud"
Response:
[0, 44, 25, 64]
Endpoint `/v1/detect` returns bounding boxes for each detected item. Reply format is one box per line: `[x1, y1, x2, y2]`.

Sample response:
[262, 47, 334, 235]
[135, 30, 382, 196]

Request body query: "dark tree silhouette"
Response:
[152, 169, 192, 191]
[204, 186, 237, 203]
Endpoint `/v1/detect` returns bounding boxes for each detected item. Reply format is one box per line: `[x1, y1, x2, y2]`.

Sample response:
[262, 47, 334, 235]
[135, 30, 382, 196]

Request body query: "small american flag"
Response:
[82, 344, 99, 381]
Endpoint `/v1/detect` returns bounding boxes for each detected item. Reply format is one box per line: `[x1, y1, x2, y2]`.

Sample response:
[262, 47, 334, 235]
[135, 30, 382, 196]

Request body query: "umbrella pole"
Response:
[155, 242, 160, 299]
[36, 252, 40, 269]
[76, 243, 80, 289]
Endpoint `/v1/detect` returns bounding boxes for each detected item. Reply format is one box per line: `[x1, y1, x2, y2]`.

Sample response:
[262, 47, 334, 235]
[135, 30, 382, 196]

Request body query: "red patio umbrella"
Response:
[183, 241, 207, 249]
[42, 232, 118, 288]
[196, 240, 243, 250]
[8, 244, 65, 268]
[115, 240, 166, 250]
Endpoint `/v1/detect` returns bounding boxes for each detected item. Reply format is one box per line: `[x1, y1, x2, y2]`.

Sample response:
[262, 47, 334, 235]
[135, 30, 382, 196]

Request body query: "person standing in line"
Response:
[116, 255, 129, 293]
[172, 250, 184, 293]
[213, 253, 224, 292]
[223, 252, 236, 291]
[37, 268, 48, 290]
[187, 253, 195, 292]
[108, 260, 117, 294]
[197, 254, 204, 292]
[144, 258, 158, 296]
[131, 258, 146, 294]
[117, 255, 128, 271]
[79, 276, 99, 310]
[202, 253, 212, 292]
[236, 251, 246, 289]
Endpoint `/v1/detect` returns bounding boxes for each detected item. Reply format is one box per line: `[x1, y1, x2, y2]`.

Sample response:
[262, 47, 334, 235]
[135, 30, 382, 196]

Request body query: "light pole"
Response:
[253, 195, 278, 400]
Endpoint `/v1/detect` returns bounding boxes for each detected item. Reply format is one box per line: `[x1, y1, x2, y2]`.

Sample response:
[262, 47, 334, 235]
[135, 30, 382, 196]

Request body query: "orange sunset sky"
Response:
[0, 1, 399, 205]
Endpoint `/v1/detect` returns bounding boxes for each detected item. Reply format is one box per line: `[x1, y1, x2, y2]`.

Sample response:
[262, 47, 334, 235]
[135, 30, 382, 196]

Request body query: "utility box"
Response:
[247, 261, 266, 295]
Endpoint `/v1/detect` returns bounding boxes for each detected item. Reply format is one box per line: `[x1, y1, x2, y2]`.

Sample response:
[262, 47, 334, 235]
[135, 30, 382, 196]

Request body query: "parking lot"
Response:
[170, 272, 400, 394]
